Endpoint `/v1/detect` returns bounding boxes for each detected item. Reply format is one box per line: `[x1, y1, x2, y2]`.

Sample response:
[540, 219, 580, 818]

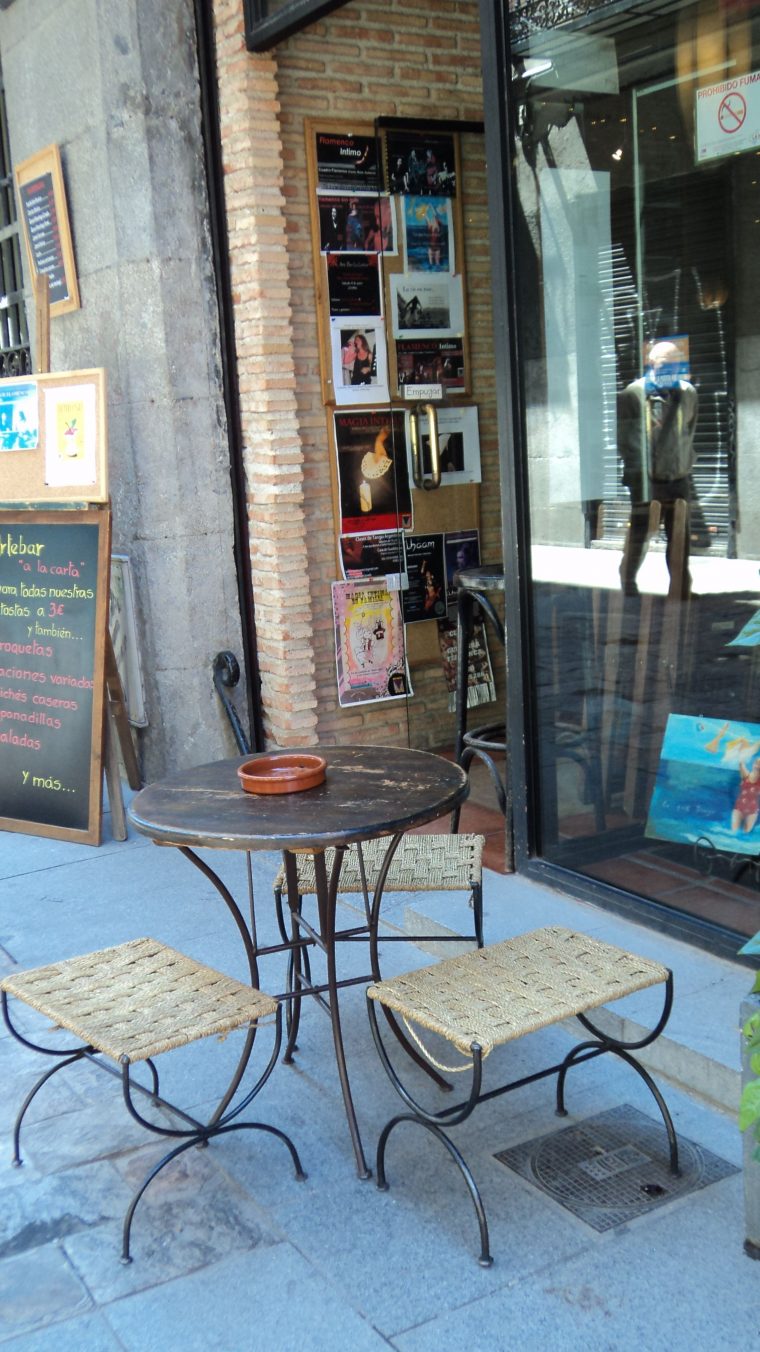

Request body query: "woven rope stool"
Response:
[273, 835, 485, 1073]
[1, 938, 305, 1262]
[367, 925, 679, 1266]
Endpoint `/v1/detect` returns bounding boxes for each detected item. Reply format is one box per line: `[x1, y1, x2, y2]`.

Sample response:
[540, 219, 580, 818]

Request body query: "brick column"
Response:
[212, 1, 318, 746]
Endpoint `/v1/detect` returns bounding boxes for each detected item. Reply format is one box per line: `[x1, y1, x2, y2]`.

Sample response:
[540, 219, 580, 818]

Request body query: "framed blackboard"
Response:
[15, 144, 80, 317]
[0, 507, 111, 844]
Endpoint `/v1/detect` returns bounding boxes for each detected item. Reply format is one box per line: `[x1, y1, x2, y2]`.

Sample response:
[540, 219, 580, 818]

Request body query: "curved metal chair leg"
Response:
[121, 1119, 307, 1263]
[11, 1051, 85, 1165]
[143, 1058, 160, 1102]
[556, 1041, 680, 1175]
[376, 1113, 493, 1268]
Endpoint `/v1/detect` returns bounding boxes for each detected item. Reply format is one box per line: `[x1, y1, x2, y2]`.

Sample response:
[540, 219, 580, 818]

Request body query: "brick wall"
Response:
[213, 0, 504, 751]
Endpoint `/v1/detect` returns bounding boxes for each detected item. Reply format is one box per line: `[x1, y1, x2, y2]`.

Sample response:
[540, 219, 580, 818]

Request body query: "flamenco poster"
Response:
[646, 714, 760, 855]
[334, 408, 412, 535]
[332, 581, 411, 707]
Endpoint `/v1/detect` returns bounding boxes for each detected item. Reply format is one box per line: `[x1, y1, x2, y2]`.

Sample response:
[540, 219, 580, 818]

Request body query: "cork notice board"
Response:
[0, 368, 107, 505]
[304, 117, 481, 669]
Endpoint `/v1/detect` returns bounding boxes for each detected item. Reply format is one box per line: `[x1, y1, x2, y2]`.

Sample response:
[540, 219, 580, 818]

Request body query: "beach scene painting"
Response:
[646, 714, 760, 856]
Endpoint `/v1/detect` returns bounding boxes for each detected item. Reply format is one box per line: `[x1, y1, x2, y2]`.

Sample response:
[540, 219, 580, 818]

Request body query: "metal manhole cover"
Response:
[494, 1104, 737, 1232]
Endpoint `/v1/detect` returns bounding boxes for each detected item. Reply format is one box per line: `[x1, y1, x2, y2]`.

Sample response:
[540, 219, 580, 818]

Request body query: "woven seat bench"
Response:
[273, 834, 485, 1075]
[367, 924, 679, 1266]
[1, 938, 305, 1262]
[273, 833, 484, 933]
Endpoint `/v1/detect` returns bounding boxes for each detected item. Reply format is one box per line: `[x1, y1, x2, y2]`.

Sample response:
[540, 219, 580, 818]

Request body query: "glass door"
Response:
[509, 0, 760, 938]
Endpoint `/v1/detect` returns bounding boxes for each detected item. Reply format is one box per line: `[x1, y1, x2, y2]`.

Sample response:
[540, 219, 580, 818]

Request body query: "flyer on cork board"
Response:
[0, 506, 111, 844]
[0, 368, 107, 504]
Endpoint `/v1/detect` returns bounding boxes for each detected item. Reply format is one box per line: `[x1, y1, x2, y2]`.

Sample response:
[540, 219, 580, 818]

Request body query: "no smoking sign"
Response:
[718, 91, 746, 133]
[696, 73, 760, 161]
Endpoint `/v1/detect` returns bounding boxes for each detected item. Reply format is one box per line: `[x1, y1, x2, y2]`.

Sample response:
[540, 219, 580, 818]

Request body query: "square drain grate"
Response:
[494, 1104, 737, 1232]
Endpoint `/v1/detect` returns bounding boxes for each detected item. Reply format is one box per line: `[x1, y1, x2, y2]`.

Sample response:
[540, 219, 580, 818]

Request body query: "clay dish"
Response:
[237, 753, 327, 795]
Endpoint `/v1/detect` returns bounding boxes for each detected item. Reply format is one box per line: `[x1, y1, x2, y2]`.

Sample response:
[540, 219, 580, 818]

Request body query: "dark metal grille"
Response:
[0, 58, 30, 378]
[495, 1103, 737, 1231]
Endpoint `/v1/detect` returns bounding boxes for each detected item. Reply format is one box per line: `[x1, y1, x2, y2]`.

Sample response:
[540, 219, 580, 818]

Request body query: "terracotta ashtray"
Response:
[237, 753, 327, 795]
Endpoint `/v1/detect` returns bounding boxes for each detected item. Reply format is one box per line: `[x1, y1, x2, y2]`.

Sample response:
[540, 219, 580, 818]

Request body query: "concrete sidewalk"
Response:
[0, 804, 757, 1350]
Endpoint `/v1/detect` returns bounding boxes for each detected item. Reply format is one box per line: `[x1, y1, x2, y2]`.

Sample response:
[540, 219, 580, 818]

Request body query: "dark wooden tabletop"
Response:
[128, 745, 469, 852]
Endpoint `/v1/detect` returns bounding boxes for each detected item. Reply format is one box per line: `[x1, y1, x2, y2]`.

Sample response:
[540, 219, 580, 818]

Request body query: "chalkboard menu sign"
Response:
[15, 144, 80, 317]
[0, 508, 110, 844]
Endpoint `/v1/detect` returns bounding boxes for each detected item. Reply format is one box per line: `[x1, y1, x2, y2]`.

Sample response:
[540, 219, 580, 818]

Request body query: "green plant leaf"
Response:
[751, 1053, 760, 1075]
[738, 932, 760, 956]
[739, 1080, 760, 1131]
[752, 972, 760, 995]
[743, 1012, 760, 1045]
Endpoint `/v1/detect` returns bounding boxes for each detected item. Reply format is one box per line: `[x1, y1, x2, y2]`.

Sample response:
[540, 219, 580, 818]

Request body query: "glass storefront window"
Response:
[509, 0, 760, 937]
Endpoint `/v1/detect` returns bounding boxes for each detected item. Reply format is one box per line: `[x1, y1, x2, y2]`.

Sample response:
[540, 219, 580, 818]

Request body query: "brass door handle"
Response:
[423, 403, 441, 490]
[409, 404, 441, 491]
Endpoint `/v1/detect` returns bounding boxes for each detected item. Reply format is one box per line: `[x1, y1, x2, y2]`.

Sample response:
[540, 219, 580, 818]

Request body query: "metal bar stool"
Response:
[1, 939, 305, 1261]
[367, 926, 678, 1266]
[452, 564, 506, 828]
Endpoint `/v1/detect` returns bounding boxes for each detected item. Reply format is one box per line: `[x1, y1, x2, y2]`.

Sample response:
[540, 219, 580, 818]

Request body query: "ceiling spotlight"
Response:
[612, 148, 623, 161]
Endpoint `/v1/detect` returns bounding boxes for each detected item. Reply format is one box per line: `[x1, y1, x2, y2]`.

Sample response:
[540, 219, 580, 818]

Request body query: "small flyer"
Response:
[327, 253, 382, 317]
[402, 196, 454, 273]
[420, 405, 481, 485]
[385, 130, 457, 196]
[339, 530, 406, 583]
[396, 338, 464, 395]
[332, 580, 411, 706]
[390, 273, 464, 339]
[44, 382, 97, 487]
[443, 529, 481, 606]
[437, 617, 496, 714]
[646, 714, 760, 856]
[334, 408, 412, 535]
[316, 131, 381, 191]
[318, 193, 395, 254]
[0, 378, 38, 451]
[330, 320, 389, 405]
[403, 533, 447, 624]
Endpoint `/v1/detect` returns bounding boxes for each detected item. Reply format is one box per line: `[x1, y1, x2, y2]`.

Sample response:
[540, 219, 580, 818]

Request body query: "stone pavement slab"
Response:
[0, 813, 756, 1351]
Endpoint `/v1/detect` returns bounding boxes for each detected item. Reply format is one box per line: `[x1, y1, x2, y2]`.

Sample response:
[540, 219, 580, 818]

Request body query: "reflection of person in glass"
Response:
[618, 340, 698, 599]
[350, 333, 374, 385]
[732, 759, 760, 834]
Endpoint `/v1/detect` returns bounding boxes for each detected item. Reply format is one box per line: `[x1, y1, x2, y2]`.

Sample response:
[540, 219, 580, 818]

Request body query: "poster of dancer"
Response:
[443, 529, 480, 606]
[318, 193, 395, 254]
[385, 130, 456, 196]
[396, 338, 465, 395]
[646, 714, 760, 855]
[330, 321, 389, 405]
[332, 580, 411, 706]
[403, 534, 447, 624]
[402, 196, 453, 272]
[390, 274, 464, 339]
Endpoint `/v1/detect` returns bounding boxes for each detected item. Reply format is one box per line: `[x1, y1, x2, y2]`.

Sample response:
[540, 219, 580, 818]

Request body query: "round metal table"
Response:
[128, 745, 469, 1177]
